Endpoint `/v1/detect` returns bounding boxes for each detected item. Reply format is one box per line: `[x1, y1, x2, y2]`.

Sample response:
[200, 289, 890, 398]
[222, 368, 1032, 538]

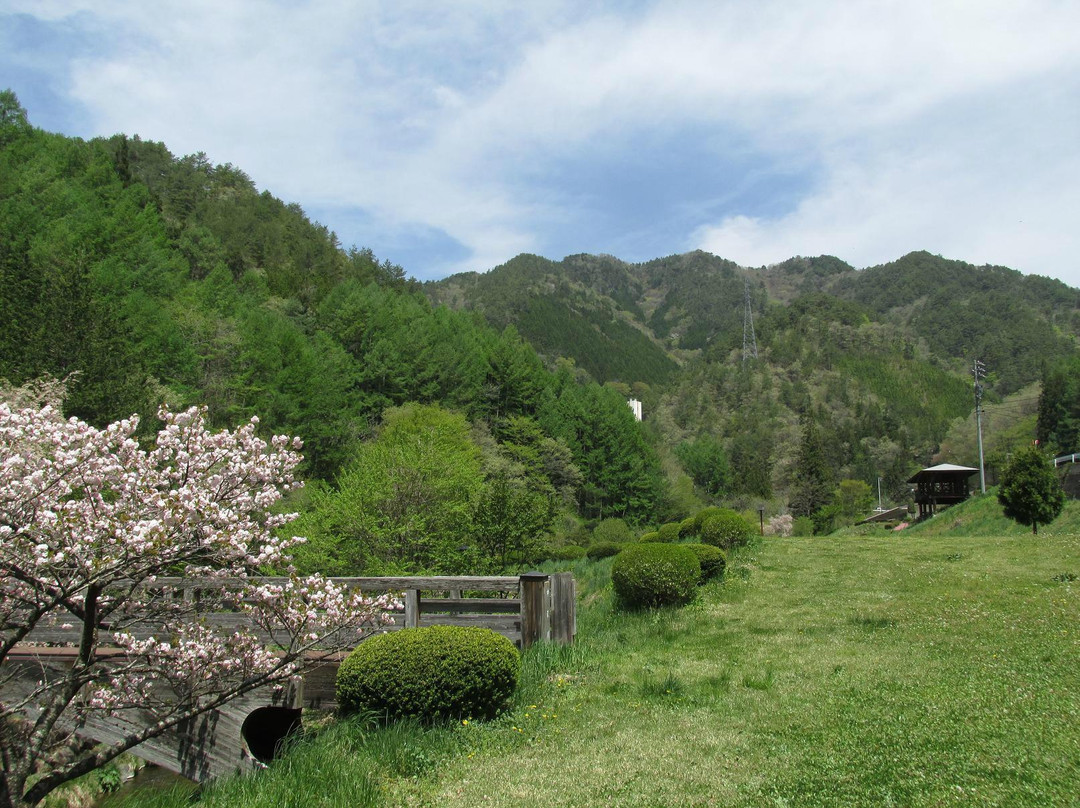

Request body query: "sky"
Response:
[2, 0, 1079, 286]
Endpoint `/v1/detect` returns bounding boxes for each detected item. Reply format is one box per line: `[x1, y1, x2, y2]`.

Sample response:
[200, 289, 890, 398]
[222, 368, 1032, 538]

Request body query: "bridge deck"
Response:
[4, 573, 575, 782]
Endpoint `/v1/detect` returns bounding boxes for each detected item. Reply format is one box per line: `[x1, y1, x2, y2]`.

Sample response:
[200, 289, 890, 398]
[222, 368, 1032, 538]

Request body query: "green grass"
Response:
[114, 527, 1080, 807]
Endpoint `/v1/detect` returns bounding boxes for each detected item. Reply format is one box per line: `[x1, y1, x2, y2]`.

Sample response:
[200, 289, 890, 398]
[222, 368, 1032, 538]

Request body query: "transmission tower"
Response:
[742, 278, 758, 363]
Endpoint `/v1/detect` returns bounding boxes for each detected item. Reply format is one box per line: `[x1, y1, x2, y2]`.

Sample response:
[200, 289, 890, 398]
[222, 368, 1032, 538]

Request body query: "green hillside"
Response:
[829, 251, 1080, 394]
[4, 85, 1078, 543]
[0, 93, 667, 544]
[898, 488, 1080, 538]
[427, 253, 680, 386]
[429, 245, 1079, 508]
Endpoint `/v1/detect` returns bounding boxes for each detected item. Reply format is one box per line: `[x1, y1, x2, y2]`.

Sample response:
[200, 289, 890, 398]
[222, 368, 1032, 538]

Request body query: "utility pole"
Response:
[973, 359, 987, 494]
[742, 278, 758, 363]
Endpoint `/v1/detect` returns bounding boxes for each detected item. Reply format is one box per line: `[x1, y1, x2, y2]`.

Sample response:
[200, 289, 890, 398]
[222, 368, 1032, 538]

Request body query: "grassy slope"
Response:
[414, 532, 1078, 808]
[901, 488, 1080, 538]
[114, 518, 1079, 808]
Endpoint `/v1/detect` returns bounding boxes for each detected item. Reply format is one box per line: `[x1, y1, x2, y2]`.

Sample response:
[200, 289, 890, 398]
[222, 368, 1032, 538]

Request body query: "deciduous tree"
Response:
[996, 445, 1065, 535]
[0, 401, 394, 808]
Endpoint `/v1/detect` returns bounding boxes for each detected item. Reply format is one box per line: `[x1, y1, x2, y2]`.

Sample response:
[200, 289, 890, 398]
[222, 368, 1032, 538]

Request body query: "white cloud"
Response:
[6, 0, 1080, 284]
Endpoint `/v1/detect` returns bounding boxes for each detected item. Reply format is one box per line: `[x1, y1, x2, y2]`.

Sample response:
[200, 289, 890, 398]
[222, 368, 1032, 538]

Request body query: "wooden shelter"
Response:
[907, 463, 978, 518]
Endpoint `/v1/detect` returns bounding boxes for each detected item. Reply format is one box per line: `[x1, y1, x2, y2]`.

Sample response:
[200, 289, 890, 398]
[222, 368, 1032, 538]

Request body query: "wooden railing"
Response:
[21, 572, 576, 650]
[16, 572, 577, 713]
[317, 572, 576, 647]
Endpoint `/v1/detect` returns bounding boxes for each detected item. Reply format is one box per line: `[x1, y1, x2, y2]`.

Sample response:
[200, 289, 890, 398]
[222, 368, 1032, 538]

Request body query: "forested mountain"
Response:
[0, 91, 664, 572]
[4, 86, 1078, 561]
[428, 246, 1080, 505]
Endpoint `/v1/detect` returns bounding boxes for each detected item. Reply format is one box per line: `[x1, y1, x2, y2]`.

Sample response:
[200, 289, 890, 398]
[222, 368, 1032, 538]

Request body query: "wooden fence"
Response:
[22, 572, 576, 649]
[18, 572, 576, 710]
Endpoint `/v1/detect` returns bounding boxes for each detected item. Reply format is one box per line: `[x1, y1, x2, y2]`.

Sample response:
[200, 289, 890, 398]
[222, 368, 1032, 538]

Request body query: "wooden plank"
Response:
[550, 572, 576, 644]
[105, 575, 520, 595]
[519, 573, 551, 648]
[419, 598, 521, 615]
[403, 589, 419, 629]
[329, 576, 520, 592]
[412, 613, 520, 629]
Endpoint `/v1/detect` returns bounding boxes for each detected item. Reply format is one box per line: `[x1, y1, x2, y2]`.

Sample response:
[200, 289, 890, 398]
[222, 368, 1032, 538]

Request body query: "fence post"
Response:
[549, 572, 576, 644]
[404, 589, 420, 629]
[519, 572, 550, 648]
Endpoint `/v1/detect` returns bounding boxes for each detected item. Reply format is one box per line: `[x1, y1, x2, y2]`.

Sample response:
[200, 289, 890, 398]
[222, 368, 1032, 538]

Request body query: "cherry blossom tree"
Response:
[0, 401, 395, 808]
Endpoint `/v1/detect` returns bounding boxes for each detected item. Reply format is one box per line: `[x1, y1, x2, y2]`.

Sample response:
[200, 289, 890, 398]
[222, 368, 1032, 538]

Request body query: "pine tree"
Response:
[789, 418, 834, 518]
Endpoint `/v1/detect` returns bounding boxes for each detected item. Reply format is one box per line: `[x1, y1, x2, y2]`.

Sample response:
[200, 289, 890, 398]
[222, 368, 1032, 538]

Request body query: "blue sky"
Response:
[3, 1, 1079, 287]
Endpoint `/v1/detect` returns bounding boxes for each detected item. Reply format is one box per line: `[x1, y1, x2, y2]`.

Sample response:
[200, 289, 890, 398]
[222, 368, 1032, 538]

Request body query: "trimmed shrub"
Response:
[586, 541, 624, 561]
[336, 626, 520, 723]
[657, 522, 682, 543]
[678, 517, 698, 540]
[611, 544, 700, 609]
[692, 507, 725, 534]
[792, 516, 815, 537]
[699, 509, 753, 550]
[684, 543, 726, 582]
[639, 531, 662, 543]
[546, 544, 586, 561]
[592, 517, 633, 545]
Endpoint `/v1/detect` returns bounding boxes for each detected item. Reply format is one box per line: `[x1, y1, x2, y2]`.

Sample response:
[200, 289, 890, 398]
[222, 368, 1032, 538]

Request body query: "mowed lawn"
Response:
[112, 524, 1080, 808]
[400, 531, 1079, 807]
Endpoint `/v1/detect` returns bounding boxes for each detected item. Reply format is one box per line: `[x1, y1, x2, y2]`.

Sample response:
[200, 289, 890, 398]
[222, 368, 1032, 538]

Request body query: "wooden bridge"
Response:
[6, 572, 575, 782]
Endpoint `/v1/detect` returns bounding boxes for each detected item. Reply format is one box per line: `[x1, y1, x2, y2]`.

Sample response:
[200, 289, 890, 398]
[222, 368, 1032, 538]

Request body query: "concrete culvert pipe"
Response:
[240, 706, 302, 764]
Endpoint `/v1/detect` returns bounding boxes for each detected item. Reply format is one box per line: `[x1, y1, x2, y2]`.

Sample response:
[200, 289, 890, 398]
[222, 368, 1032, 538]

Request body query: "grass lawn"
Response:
[112, 511, 1080, 808]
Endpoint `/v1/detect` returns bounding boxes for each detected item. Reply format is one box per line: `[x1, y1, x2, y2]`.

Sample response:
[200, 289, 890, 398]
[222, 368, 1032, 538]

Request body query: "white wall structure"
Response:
[627, 398, 643, 421]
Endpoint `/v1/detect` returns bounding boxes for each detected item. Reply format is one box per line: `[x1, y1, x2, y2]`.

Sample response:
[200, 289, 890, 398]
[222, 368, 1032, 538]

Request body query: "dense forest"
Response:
[0, 90, 664, 573]
[429, 248, 1080, 507]
[3, 87, 1078, 566]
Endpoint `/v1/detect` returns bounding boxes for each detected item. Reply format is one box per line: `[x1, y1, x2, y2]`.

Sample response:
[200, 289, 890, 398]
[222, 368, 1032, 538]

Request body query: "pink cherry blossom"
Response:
[0, 402, 390, 808]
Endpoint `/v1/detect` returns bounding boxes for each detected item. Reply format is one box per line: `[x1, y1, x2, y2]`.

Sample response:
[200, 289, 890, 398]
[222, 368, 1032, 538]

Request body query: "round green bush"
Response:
[684, 543, 726, 582]
[592, 517, 633, 544]
[611, 543, 700, 609]
[336, 626, 520, 722]
[792, 516, 815, 537]
[547, 544, 587, 561]
[657, 522, 682, 543]
[566, 524, 592, 547]
[699, 509, 753, 550]
[639, 531, 662, 543]
[678, 517, 698, 539]
[586, 541, 624, 560]
[692, 506, 725, 533]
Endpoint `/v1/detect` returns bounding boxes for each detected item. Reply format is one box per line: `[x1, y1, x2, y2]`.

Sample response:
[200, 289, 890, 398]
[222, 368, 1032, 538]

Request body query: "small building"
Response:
[627, 398, 643, 421]
[907, 463, 979, 518]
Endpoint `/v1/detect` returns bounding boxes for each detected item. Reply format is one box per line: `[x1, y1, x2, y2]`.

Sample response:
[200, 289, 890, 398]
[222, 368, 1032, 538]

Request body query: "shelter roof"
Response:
[906, 463, 979, 483]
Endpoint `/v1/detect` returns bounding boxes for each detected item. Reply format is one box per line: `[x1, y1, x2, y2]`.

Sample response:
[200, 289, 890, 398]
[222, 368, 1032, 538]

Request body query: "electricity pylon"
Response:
[742, 278, 758, 363]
